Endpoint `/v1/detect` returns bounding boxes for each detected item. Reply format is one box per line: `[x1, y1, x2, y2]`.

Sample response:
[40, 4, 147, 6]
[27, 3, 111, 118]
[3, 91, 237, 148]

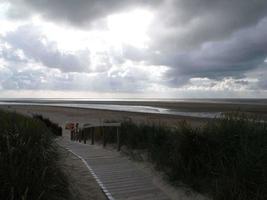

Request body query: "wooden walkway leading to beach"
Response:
[59, 139, 170, 200]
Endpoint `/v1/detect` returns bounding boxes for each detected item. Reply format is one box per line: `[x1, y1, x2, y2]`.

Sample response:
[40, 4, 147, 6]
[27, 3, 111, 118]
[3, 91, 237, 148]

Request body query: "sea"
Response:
[0, 98, 266, 119]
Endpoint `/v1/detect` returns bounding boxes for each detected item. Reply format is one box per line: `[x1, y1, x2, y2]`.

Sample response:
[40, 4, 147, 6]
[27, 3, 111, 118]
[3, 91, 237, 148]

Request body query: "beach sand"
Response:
[0, 104, 211, 128]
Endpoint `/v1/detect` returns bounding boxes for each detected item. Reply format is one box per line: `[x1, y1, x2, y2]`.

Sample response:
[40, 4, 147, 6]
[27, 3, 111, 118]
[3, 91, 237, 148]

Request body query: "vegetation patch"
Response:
[113, 113, 267, 200]
[33, 114, 62, 136]
[0, 110, 69, 200]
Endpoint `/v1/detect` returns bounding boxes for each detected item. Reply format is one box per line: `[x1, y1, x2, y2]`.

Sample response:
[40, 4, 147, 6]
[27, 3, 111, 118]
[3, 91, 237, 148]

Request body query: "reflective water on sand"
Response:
[0, 101, 219, 118]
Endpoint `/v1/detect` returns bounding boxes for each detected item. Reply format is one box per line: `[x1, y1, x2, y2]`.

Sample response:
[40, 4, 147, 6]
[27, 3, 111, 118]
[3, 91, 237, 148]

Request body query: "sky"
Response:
[0, 0, 267, 98]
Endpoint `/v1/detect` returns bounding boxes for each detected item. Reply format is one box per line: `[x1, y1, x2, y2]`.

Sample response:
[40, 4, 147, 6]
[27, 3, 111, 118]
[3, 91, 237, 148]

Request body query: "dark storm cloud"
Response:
[5, 0, 160, 27]
[122, 16, 267, 86]
[5, 0, 267, 68]
[150, 0, 267, 50]
[4, 0, 267, 53]
[2, 25, 90, 72]
[116, 0, 267, 86]
[166, 17, 267, 77]
[248, 63, 267, 90]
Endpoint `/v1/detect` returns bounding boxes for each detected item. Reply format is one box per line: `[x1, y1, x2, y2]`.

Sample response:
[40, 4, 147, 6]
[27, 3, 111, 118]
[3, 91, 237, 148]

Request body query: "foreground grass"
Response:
[0, 110, 69, 200]
[104, 113, 266, 200]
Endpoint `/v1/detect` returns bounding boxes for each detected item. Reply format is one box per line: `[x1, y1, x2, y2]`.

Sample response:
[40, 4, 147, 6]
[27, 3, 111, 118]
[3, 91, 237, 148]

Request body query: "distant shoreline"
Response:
[0, 99, 266, 120]
[0, 104, 210, 128]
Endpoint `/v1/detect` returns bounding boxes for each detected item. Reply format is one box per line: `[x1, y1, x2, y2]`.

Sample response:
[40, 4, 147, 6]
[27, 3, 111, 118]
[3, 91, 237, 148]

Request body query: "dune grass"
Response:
[111, 113, 267, 200]
[0, 110, 69, 200]
[33, 114, 62, 136]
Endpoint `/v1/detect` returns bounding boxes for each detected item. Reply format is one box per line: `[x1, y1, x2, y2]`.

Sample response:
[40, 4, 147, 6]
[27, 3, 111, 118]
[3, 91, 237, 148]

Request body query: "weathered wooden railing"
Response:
[70, 122, 122, 151]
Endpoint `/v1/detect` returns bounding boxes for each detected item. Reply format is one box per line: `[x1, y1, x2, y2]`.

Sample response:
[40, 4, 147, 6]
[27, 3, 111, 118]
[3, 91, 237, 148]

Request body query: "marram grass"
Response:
[102, 112, 267, 200]
[0, 110, 69, 200]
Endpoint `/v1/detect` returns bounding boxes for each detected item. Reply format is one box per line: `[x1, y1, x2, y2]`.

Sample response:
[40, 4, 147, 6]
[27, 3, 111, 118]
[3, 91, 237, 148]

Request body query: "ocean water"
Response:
[1, 97, 267, 104]
[0, 98, 266, 118]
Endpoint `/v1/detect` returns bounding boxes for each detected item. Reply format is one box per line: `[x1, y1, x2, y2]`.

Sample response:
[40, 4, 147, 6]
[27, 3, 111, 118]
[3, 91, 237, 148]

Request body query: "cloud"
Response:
[2, 24, 90, 72]
[1, 0, 267, 97]
[134, 17, 267, 86]
[4, 0, 160, 28]
[0, 38, 167, 93]
[245, 63, 267, 90]
[185, 77, 258, 92]
[149, 0, 267, 51]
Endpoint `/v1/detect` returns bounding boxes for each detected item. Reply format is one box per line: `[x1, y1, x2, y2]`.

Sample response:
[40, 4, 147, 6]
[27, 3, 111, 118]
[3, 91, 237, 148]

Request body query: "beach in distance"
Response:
[0, 98, 267, 125]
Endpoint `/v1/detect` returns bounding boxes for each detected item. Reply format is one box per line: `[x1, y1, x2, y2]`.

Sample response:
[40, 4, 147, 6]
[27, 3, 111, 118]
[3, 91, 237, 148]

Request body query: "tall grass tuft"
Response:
[33, 114, 62, 136]
[0, 110, 69, 200]
[119, 113, 267, 200]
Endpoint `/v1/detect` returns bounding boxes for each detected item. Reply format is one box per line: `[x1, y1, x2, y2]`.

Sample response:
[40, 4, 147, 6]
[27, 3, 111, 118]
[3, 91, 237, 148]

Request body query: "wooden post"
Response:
[88, 129, 91, 140]
[78, 129, 81, 143]
[103, 127, 106, 147]
[91, 128, 95, 145]
[70, 130, 73, 141]
[83, 130, 86, 144]
[117, 127, 121, 151]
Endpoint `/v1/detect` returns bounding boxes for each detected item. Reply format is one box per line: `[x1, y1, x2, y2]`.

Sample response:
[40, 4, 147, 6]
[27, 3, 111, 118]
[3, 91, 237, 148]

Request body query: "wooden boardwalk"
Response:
[58, 139, 170, 200]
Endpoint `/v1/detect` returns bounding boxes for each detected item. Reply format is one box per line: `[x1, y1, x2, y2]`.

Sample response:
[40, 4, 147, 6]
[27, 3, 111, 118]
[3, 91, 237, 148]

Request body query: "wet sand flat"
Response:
[0, 104, 211, 128]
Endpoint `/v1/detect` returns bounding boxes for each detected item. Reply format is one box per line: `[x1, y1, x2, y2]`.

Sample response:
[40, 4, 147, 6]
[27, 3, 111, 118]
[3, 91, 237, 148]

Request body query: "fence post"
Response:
[91, 127, 95, 145]
[117, 127, 121, 151]
[103, 127, 106, 147]
[83, 129, 86, 144]
[70, 130, 73, 141]
[78, 129, 81, 142]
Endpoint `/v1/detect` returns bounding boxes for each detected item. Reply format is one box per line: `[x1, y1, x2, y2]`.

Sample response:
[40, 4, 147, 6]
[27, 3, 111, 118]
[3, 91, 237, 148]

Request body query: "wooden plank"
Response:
[102, 122, 121, 127]
[59, 137, 170, 200]
[83, 122, 121, 129]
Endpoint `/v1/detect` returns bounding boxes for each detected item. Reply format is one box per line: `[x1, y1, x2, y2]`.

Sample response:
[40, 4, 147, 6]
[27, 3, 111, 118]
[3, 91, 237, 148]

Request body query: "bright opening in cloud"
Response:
[107, 9, 153, 48]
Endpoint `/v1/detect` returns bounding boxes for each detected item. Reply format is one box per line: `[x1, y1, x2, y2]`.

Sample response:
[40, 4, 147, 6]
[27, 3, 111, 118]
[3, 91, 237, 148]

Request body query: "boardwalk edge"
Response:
[64, 147, 116, 200]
